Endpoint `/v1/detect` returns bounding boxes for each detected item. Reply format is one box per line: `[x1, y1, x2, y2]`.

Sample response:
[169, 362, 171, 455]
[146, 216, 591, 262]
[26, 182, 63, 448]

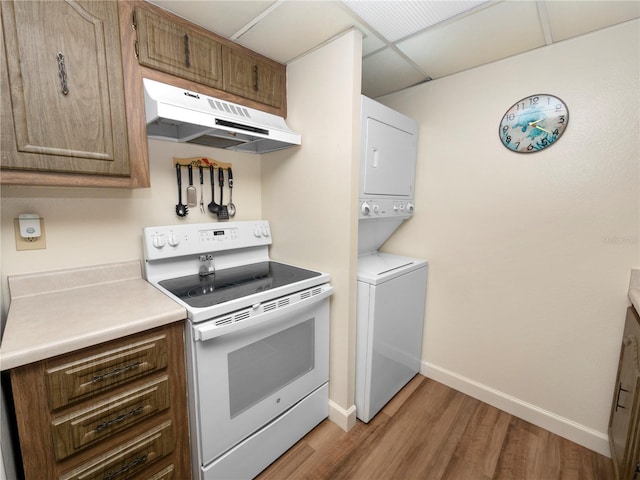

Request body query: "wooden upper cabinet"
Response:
[132, 2, 286, 114]
[0, 0, 130, 178]
[134, 6, 223, 90]
[222, 46, 285, 109]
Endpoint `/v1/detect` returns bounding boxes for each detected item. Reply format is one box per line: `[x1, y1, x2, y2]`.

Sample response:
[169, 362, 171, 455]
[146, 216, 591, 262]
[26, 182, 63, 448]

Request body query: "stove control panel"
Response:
[143, 221, 272, 261]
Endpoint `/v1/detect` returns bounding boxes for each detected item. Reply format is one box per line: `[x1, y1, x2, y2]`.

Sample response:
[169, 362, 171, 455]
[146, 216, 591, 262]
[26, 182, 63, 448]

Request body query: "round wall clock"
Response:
[499, 94, 569, 153]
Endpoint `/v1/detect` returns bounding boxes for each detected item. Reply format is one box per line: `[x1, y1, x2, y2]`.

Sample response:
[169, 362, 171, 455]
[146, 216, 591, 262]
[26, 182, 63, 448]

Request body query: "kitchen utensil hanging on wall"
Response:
[199, 165, 205, 214]
[175, 164, 188, 217]
[208, 166, 220, 214]
[186, 164, 197, 207]
[217, 167, 229, 220]
[227, 168, 236, 217]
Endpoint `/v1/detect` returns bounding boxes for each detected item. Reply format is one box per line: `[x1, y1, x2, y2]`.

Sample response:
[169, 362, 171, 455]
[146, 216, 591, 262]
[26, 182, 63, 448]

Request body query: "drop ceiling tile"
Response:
[397, 1, 546, 79]
[147, 0, 276, 39]
[545, 0, 640, 42]
[342, 0, 489, 42]
[235, 1, 357, 63]
[362, 48, 428, 98]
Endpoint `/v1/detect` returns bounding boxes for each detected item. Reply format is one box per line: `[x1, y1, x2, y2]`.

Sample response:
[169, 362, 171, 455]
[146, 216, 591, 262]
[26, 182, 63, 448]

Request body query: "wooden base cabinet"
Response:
[9, 322, 190, 480]
[609, 306, 640, 480]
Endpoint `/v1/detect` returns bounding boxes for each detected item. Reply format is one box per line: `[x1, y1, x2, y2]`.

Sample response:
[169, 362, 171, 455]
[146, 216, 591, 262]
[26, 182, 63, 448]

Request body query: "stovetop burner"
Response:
[158, 261, 321, 308]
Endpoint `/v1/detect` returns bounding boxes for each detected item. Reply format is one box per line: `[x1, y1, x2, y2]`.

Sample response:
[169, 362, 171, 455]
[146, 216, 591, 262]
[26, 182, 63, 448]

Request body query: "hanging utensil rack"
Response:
[172, 157, 232, 170]
[172, 157, 236, 219]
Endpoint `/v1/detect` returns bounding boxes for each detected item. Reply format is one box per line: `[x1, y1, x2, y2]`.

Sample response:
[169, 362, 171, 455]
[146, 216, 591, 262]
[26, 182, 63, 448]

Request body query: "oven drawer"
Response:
[59, 420, 175, 480]
[52, 376, 170, 461]
[45, 334, 169, 410]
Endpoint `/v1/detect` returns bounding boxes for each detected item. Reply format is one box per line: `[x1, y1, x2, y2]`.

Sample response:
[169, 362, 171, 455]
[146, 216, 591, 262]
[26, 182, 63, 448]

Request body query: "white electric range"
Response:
[143, 220, 332, 479]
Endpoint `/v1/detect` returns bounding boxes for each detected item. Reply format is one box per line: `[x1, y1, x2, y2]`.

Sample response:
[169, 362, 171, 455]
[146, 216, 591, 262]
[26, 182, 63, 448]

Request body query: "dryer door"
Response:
[362, 118, 416, 197]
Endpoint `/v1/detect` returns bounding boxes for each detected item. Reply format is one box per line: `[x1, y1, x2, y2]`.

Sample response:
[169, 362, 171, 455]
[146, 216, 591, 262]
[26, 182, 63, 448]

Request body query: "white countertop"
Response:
[630, 268, 640, 314]
[0, 261, 186, 371]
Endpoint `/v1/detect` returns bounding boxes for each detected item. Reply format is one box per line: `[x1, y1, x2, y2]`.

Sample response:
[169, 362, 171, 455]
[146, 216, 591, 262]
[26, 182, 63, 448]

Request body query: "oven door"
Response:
[189, 286, 331, 467]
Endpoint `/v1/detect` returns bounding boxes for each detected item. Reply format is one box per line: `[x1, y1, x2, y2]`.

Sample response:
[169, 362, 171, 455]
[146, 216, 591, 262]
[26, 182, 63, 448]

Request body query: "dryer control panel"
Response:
[359, 198, 414, 219]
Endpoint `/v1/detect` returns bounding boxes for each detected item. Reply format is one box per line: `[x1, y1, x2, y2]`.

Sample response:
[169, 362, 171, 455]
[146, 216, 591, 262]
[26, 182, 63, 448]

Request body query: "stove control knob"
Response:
[254, 225, 262, 237]
[167, 235, 180, 247]
[407, 203, 415, 214]
[152, 235, 166, 249]
[261, 225, 270, 237]
[372, 204, 380, 214]
[361, 202, 371, 216]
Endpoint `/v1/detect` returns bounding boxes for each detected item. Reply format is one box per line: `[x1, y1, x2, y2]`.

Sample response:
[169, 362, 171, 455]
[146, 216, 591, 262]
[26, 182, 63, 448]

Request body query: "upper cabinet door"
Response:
[0, 0, 130, 176]
[135, 7, 223, 90]
[222, 46, 285, 109]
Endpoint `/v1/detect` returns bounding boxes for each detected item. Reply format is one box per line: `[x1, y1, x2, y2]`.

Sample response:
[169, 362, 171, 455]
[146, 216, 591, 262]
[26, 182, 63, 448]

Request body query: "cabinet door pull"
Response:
[615, 381, 629, 412]
[91, 360, 142, 383]
[103, 454, 148, 480]
[57, 52, 69, 95]
[253, 64, 259, 91]
[184, 34, 191, 68]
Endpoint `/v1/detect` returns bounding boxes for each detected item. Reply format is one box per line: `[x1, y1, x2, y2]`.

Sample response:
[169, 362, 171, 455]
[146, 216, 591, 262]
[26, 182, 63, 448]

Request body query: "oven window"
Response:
[228, 318, 315, 418]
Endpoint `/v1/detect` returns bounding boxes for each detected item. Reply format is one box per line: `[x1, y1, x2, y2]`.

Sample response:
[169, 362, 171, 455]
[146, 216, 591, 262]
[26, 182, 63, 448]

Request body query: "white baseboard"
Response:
[421, 361, 611, 457]
[328, 400, 357, 432]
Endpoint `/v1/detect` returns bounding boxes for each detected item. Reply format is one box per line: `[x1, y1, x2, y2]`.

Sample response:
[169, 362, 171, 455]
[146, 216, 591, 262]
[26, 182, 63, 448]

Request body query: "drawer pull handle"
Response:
[95, 405, 144, 432]
[91, 361, 141, 383]
[57, 52, 69, 95]
[103, 454, 148, 480]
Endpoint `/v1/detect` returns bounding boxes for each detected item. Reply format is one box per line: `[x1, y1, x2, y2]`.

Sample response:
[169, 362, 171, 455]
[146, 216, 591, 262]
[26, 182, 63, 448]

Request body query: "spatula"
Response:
[217, 167, 229, 220]
[208, 166, 220, 214]
[186, 164, 197, 207]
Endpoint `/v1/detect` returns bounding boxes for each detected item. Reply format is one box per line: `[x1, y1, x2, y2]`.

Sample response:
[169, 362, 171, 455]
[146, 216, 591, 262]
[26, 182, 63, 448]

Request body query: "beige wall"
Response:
[379, 20, 639, 454]
[0, 140, 262, 320]
[262, 30, 362, 429]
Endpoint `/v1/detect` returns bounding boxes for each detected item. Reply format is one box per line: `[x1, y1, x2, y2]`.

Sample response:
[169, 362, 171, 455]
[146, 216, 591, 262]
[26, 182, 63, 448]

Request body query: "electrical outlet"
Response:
[14, 218, 46, 251]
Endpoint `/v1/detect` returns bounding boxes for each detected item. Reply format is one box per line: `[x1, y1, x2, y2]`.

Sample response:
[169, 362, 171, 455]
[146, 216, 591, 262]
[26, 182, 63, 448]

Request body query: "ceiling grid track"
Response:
[536, 1, 554, 45]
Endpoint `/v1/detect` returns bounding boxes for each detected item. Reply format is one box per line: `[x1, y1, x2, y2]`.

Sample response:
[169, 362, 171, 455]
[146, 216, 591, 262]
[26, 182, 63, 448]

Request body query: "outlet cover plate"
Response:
[14, 218, 46, 251]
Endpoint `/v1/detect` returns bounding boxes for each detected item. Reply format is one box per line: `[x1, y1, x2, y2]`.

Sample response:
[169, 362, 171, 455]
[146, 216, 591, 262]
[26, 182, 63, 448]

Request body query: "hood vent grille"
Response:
[208, 99, 252, 119]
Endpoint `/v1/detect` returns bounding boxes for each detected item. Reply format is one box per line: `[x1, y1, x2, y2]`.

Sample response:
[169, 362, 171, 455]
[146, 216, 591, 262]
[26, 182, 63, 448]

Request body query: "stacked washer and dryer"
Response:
[355, 96, 428, 423]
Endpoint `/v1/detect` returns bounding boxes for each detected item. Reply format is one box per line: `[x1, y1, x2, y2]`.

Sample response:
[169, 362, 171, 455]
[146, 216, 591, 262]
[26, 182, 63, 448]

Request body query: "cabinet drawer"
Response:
[52, 376, 170, 461]
[45, 334, 168, 410]
[148, 465, 174, 480]
[60, 420, 175, 480]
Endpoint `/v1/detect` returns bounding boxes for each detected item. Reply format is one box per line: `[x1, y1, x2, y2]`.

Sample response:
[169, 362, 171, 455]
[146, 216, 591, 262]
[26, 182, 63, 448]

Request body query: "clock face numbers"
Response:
[499, 94, 569, 153]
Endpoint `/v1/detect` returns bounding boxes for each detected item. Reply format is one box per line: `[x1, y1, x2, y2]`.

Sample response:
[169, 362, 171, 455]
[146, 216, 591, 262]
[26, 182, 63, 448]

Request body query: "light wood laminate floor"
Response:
[257, 375, 613, 480]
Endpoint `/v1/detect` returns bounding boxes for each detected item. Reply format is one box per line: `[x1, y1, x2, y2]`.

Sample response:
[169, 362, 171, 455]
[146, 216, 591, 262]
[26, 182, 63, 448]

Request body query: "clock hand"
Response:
[528, 119, 543, 126]
[533, 125, 552, 134]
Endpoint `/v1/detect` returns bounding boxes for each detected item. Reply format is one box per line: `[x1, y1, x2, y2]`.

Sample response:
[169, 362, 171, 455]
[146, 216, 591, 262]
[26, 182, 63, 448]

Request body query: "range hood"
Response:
[143, 78, 301, 154]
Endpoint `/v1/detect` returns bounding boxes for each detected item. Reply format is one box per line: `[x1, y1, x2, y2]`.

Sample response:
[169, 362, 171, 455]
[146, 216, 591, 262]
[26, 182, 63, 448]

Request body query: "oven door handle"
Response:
[194, 284, 334, 342]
